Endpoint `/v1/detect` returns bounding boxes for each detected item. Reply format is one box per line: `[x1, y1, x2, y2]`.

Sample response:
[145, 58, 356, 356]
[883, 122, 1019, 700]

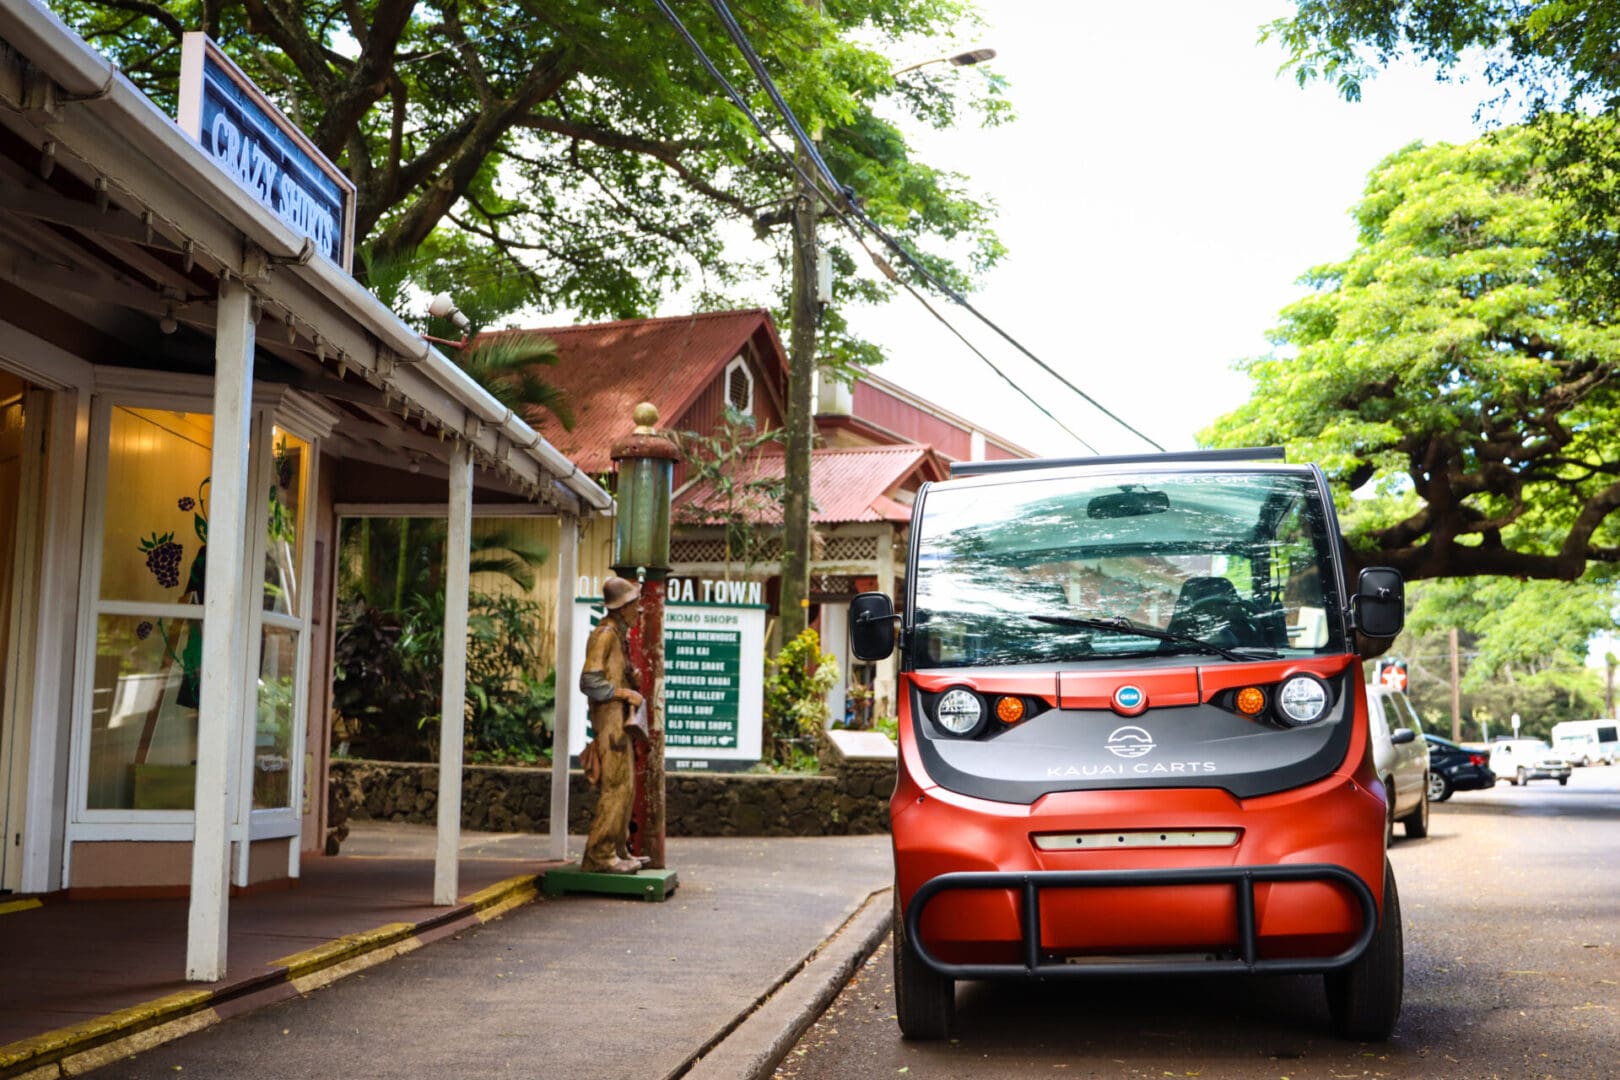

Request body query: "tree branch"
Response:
[517, 115, 773, 220]
[369, 49, 576, 265]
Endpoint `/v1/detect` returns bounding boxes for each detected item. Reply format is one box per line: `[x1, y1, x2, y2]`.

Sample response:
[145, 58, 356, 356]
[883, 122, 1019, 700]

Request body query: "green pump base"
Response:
[541, 865, 678, 902]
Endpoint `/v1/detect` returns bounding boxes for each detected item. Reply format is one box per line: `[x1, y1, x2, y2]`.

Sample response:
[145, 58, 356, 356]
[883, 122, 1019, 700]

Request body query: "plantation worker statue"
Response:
[579, 575, 647, 874]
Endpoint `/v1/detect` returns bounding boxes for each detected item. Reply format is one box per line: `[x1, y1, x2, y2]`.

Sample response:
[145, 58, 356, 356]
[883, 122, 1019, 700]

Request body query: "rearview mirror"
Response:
[850, 592, 897, 661]
[1355, 567, 1405, 638]
[1087, 488, 1169, 519]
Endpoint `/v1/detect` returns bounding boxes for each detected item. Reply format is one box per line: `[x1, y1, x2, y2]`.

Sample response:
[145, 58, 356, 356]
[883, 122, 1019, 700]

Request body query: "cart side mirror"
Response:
[1355, 567, 1405, 638]
[850, 592, 897, 661]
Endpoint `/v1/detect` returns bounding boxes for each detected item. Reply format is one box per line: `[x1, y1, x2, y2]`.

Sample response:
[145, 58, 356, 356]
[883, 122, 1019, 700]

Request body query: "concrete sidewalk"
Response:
[2, 823, 893, 1079]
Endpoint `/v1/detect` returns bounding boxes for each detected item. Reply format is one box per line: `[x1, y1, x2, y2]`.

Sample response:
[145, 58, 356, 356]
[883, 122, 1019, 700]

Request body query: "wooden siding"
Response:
[850, 381, 974, 460]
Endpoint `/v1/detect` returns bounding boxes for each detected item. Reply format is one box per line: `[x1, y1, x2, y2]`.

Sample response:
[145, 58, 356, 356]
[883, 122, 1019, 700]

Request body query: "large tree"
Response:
[60, 0, 1007, 345]
[1267, 1, 1620, 316]
[1204, 128, 1620, 580]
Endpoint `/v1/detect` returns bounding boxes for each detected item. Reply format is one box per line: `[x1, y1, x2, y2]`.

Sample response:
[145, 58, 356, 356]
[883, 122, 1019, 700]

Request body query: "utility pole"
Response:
[778, 0, 822, 645]
[1449, 626, 1462, 742]
[1606, 651, 1616, 719]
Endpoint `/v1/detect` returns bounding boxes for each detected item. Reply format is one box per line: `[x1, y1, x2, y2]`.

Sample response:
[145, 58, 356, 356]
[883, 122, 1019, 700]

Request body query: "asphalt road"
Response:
[778, 765, 1620, 1080]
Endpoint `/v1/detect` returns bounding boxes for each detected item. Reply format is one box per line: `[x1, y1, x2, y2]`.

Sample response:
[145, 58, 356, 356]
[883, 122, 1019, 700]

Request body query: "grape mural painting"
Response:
[137, 481, 208, 712]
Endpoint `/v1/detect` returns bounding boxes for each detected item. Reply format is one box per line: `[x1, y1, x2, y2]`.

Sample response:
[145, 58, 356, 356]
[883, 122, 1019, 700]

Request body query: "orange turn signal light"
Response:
[995, 696, 1026, 724]
[1235, 687, 1267, 716]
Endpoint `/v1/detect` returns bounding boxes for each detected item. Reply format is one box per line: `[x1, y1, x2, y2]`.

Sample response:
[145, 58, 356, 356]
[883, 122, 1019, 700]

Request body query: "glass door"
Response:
[0, 374, 30, 889]
[80, 406, 215, 816]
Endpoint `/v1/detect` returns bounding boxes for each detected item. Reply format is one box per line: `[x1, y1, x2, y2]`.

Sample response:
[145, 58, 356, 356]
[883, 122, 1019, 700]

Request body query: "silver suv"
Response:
[1365, 685, 1432, 841]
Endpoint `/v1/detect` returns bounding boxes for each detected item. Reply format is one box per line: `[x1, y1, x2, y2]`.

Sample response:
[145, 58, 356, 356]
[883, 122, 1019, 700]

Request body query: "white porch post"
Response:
[874, 526, 898, 719]
[186, 280, 255, 982]
[434, 442, 473, 905]
[547, 513, 579, 861]
[822, 603, 849, 728]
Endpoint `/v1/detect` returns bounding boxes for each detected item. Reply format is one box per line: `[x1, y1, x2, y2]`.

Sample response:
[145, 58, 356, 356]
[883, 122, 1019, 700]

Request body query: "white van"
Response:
[1549, 719, 1620, 766]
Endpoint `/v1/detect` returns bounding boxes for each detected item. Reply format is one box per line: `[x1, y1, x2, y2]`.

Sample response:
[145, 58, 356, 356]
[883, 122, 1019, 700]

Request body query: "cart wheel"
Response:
[1325, 859, 1404, 1041]
[894, 891, 954, 1040]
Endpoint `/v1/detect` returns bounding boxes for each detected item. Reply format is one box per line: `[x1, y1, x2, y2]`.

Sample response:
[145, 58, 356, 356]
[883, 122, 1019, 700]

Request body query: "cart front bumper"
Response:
[904, 863, 1377, 980]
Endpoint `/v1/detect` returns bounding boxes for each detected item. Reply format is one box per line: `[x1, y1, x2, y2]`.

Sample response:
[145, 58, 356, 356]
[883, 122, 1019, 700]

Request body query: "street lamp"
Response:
[423, 292, 470, 350]
[890, 47, 997, 78]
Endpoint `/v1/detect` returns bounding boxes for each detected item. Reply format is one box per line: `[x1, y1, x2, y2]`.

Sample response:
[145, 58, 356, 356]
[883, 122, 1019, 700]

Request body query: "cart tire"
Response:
[1427, 771, 1453, 803]
[1325, 859, 1404, 1041]
[894, 891, 954, 1040]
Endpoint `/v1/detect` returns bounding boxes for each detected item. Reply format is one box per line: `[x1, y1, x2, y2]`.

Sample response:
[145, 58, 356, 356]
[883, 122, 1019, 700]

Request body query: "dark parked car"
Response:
[1423, 733, 1496, 801]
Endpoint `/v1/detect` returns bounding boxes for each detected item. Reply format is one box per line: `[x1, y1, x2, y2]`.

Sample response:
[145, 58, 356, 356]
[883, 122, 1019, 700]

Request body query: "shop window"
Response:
[76, 404, 317, 833]
[88, 408, 212, 809]
[254, 428, 309, 810]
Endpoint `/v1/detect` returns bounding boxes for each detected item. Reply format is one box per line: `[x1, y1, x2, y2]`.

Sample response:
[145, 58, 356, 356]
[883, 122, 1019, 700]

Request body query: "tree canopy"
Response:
[1267, 1, 1620, 315]
[1203, 128, 1620, 581]
[1394, 576, 1612, 738]
[61, 0, 1007, 355]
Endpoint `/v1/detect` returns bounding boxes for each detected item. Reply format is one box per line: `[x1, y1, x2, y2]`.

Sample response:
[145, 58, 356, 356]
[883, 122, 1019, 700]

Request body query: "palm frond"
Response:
[469, 554, 537, 592]
[457, 333, 575, 430]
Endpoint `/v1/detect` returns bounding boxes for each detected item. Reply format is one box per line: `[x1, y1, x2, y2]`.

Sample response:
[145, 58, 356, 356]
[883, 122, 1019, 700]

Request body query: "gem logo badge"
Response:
[1111, 684, 1147, 716]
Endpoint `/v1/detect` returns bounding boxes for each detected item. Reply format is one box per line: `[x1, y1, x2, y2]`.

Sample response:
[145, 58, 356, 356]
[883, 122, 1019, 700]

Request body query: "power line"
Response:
[648, 0, 1093, 457]
[700, 0, 1165, 452]
[853, 236, 1098, 452]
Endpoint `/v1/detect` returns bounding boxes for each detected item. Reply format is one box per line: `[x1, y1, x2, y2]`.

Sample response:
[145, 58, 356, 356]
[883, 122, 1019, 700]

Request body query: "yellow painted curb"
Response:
[0, 991, 211, 1070]
[461, 872, 540, 910]
[56, 1008, 220, 1077]
[0, 899, 42, 916]
[270, 921, 417, 979]
[477, 883, 539, 924]
[290, 936, 423, 995]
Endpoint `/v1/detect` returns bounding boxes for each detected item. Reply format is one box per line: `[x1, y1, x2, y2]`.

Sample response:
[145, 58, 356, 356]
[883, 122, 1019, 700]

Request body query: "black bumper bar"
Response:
[904, 863, 1378, 980]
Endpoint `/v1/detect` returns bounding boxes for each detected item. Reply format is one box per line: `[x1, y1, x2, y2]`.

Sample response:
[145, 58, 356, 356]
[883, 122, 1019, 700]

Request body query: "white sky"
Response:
[834, 0, 1493, 457]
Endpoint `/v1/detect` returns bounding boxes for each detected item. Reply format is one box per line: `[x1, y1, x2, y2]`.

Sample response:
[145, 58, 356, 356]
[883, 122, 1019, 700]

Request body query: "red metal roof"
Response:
[675, 445, 947, 526]
[482, 309, 788, 474]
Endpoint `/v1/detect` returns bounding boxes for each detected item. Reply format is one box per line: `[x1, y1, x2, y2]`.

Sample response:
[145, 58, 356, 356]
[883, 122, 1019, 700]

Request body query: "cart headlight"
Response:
[1276, 674, 1330, 726]
[934, 688, 986, 737]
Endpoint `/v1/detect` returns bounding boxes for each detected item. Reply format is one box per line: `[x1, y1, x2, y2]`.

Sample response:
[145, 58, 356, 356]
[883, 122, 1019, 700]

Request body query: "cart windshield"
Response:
[911, 470, 1346, 668]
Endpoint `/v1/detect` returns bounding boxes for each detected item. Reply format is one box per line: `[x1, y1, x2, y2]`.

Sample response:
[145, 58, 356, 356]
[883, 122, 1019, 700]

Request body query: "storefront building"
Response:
[0, 4, 609, 979]
[505, 312, 1030, 725]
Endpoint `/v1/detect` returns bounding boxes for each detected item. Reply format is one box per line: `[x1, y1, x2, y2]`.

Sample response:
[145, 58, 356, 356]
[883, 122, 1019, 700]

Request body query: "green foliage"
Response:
[454, 333, 574, 431]
[676, 406, 787, 578]
[1203, 126, 1620, 581]
[763, 628, 839, 767]
[332, 592, 555, 761]
[339, 518, 549, 612]
[1385, 577, 1614, 740]
[1267, 2, 1620, 318]
[57, 0, 1008, 349]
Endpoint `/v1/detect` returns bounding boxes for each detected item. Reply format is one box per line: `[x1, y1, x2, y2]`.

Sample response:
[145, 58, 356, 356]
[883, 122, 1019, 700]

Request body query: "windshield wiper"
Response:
[1027, 614, 1273, 663]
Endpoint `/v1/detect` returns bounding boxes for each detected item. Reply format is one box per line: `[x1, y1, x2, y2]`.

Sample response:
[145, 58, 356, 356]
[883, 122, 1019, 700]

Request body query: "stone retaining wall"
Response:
[328, 754, 894, 848]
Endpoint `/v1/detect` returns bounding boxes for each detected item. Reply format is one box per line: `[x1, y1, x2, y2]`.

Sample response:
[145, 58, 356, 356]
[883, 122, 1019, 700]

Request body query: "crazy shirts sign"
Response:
[568, 597, 765, 770]
[177, 33, 356, 270]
